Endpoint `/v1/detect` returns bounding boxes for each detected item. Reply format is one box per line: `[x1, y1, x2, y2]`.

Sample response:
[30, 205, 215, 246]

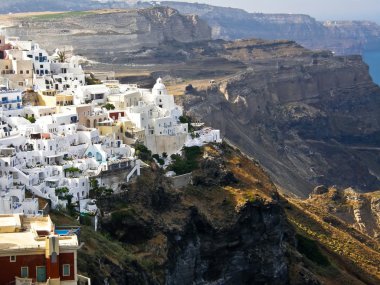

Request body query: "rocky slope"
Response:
[305, 186, 380, 239]
[0, 0, 135, 13]
[159, 1, 380, 55]
[50, 144, 380, 285]
[181, 39, 380, 197]
[98, 144, 292, 284]
[2, 3, 380, 56]
[2, 7, 211, 63]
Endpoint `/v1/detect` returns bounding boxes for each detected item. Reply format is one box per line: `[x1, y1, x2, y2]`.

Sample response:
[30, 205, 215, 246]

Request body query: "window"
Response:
[10, 256, 16, 262]
[26, 70, 30, 74]
[21, 267, 28, 278]
[20, 70, 23, 74]
[62, 264, 70, 276]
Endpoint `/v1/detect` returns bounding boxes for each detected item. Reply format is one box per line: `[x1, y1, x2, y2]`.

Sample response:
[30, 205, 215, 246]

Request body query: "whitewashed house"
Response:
[123, 78, 188, 155]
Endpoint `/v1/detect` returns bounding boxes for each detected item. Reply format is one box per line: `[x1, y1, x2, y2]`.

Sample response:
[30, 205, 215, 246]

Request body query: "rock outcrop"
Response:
[160, 1, 380, 55]
[183, 39, 380, 197]
[97, 144, 294, 285]
[0, 0, 135, 13]
[3, 7, 211, 63]
[75, 144, 380, 285]
[307, 186, 380, 239]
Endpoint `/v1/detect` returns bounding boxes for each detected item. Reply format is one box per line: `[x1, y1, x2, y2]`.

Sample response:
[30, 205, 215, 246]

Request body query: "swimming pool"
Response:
[55, 228, 80, 236]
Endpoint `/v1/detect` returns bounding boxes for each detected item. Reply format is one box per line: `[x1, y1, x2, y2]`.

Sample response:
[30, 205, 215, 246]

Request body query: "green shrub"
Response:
[103, 103, 115, 110]
[152, 154, 160, 160]
[168, 146, 202, 175]
[134, 144, 153, 162]
[25, 116, 36, 123]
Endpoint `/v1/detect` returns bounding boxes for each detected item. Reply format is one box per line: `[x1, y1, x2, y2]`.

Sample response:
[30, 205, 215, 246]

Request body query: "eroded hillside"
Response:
[160, 1, 380, 55]
[181, 39, 380, 197]
[51, 144, 380, 285]
[2, 7, 211, 63]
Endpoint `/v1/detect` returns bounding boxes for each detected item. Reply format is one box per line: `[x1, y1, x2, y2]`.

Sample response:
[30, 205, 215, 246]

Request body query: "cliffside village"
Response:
[0, 35, 221, 284]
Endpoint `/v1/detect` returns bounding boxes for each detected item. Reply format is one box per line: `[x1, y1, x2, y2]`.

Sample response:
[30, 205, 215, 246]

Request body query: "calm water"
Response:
[363, 50, 380, 86]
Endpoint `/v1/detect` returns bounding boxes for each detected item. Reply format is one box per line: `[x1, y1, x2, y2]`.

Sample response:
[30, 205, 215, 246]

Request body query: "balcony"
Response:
[8, 99, 22, 103]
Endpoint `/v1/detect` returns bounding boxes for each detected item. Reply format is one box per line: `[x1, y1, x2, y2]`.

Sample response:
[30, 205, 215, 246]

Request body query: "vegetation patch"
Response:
[169, 146, 202, 175]
[30, 11, 93, 21]
[134, 143, 153, 162]
[25, 115, 36, 123]
[297, 234, 331, 267]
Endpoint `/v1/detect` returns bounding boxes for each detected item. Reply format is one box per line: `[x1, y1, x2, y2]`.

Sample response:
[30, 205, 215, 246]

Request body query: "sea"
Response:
[363, 50, 380, 86]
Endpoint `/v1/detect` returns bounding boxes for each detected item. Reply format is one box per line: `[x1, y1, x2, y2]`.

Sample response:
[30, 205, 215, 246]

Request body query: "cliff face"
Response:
[68, 144, 380, 285]
[183, 40, 380, 197]
[96, 144, 295, 285]
[306, 186, 380, 239]
[165, 203, 289, 285]
[0, 0, 135, 13]
[161, 1, 380, 55]
[3, 7, 211, 63]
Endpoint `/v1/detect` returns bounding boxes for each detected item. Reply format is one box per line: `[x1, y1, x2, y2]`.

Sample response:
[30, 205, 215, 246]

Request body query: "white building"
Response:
[123, 78, 188, 155]
[74, 84, 109, 105]
[0, 147, 39, 215]
[26, 42, 51, 78]
[0, 85, 23, 117]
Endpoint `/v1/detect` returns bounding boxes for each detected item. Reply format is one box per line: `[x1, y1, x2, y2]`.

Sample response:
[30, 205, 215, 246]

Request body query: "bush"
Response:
[169, 146, 202, 175]
[103, 103, 115, 110]
[152, 154, 160, 160]
[134, 144, 152, 162]
[25, 116, 36, 123]
[178, 115, 194, 132]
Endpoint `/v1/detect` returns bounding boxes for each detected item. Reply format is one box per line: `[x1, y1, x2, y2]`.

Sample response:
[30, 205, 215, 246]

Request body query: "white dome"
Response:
[153, 78, 166, 91]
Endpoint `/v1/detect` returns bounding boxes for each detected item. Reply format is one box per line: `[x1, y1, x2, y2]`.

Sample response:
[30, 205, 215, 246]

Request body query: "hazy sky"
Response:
[171, 0, 380, 22]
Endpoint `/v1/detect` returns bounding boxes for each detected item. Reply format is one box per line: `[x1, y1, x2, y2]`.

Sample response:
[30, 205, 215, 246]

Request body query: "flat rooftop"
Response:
[0, 214, 78, 252]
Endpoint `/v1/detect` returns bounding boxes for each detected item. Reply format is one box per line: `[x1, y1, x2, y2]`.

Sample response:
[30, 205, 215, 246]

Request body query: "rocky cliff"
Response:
[306, 186, 380, 239]
[2, 2, 380, 56]
[2, 7, 211, 63]
[181, 39, 380, 197]
[0, 0, 135, 13]
[98, 144, 292, 284]
[160, 1, 380, 55]
[51, 144, 380, 285]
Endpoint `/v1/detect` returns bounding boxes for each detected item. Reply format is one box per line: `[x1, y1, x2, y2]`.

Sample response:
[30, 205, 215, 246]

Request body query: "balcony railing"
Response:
[1, 98, 22, 103]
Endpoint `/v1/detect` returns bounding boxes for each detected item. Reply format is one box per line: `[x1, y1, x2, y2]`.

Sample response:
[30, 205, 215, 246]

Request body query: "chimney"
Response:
[45, 235, 60, 279]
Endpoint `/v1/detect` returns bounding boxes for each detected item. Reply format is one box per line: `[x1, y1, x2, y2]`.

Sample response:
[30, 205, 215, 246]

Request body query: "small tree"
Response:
[103, 103, 115, 110]
[134, 143, 153, 162]
[56, 51, 67, 63]
[25, 115, 36, 123]
[64, 167, 82, 177]
[55, 187, 69, 200]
